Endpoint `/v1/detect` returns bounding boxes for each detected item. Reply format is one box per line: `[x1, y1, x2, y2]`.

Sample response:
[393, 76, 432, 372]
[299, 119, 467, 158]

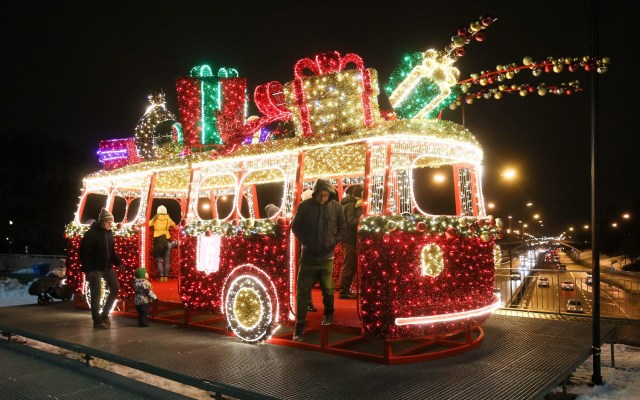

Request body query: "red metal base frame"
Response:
[97, 299, 485, 365]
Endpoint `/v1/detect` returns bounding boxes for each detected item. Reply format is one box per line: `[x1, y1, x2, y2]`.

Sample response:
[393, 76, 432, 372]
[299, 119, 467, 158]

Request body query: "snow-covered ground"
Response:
[1, 275, 639, 399]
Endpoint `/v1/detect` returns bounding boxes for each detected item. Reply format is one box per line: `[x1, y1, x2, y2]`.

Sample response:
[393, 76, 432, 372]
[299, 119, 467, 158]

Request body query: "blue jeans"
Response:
[136, 303, 149, 325]
[86, 269, 119, 323]
[157, 241, 177, 277]
[296, 259, 335, 324]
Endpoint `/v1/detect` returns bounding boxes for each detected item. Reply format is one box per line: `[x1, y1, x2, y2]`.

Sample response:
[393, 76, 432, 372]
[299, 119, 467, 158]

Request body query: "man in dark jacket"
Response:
[79, 208, 122, 329]
[291, 179, 347, 341]
[338, 185, 363, 299]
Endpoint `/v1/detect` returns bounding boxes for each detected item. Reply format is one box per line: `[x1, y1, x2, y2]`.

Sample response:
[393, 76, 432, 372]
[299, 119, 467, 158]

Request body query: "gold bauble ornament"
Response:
[386, 220, 398, 231]
[553, 64, 563, 73]
[523, 56, 534, 66]
[452, 36, 466, 48]
[538, 87, 548, 96]
[480, 232, 492, 242]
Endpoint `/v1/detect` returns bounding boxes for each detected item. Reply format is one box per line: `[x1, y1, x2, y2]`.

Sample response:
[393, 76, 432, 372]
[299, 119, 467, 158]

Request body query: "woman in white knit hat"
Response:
[148, 205, 177, 282]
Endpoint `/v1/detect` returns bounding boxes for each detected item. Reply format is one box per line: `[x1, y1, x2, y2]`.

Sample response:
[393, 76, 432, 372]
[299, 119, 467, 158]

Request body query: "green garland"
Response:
[359, 214, 502, 240]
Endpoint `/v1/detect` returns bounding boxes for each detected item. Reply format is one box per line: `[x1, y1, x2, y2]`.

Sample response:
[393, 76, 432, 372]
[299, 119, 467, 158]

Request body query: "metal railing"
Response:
[495, 267, 640, 319]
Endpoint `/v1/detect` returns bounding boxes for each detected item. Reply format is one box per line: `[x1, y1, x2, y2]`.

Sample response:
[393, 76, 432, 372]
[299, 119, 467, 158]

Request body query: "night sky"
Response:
[1, 1, 636, 254]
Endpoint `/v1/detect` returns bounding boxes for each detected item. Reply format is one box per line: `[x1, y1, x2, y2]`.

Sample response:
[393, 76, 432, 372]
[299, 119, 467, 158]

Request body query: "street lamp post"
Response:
[508, 216, 513, 275]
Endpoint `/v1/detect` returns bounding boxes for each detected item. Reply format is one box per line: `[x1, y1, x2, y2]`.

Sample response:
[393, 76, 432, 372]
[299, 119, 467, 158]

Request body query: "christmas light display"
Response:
[97, 138, 142, 170]
[385, 15, 609, 117]
[222, 264, 280, 342]
[242, 81, 292, 142]
[449, 56, 609, 109]
[283, 51, 380, 137]
[134, 90, 178, 161]
[65, 15, 609, 349]
[176, 65, 246, 148]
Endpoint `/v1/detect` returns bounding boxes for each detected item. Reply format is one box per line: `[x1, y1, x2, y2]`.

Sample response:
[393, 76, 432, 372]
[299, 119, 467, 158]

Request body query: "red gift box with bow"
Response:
[283, 51, 380, 137]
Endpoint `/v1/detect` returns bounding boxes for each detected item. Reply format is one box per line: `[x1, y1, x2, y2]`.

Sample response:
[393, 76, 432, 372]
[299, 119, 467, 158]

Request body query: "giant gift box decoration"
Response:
[97, 137, 142, 170]
[242, 81, 292, 143]
[283, 51, 380, 137]
[175, 65, 246, 147]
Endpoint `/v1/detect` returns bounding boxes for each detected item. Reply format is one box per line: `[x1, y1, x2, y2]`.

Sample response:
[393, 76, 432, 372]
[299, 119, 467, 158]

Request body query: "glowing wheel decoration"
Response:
[224, 274, 275, 342]
[83, 278, 110, 314]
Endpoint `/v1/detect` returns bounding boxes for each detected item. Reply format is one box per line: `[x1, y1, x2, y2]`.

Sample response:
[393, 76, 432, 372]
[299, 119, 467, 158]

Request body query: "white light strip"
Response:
[191, 133, 482, 169]
[394, 296, 501, 326]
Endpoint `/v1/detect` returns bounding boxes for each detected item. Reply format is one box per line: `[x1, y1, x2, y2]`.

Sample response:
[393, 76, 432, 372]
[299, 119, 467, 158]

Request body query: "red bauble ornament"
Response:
[568, 64, 578, 72]
[455, 47, 466, 57]
[276, 217, 287, 227]
[205, 230, 212, 237]
[180, 219, 188, 227]
[458, 27, 470, 37]
[116, 223, 123, 230]
[477, 219, 485, 227]
[481, 15, 494, 26]
[474, 31, 486, 42]
[445, 227, 457, 239]
[416, 221, 426, 232]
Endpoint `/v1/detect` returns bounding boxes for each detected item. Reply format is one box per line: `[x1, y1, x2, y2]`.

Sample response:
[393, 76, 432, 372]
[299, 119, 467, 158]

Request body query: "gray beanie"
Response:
[264, 204, 280, 218]
[98, 208, 114, 223]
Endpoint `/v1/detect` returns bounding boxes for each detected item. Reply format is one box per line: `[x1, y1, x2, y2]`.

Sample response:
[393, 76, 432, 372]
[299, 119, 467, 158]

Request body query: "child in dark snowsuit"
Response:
[133, 268, 158, 327]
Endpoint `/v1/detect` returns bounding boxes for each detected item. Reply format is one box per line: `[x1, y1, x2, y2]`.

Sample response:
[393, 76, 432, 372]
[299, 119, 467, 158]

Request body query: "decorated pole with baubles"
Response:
[384, 14, 609, 118]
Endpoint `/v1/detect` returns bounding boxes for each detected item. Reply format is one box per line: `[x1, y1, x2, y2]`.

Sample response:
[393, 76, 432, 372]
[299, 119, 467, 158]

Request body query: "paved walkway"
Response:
[0, 302, 620, 400]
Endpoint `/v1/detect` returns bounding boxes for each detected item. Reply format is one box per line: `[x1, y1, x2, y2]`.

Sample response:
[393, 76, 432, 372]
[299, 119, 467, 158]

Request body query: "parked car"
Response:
[555, 263, 567, 270]
[561, 281, 574, 290]
[566, 299, 584, 313]
[538, 277, 550, 288]
[510, 272, 522, 280]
